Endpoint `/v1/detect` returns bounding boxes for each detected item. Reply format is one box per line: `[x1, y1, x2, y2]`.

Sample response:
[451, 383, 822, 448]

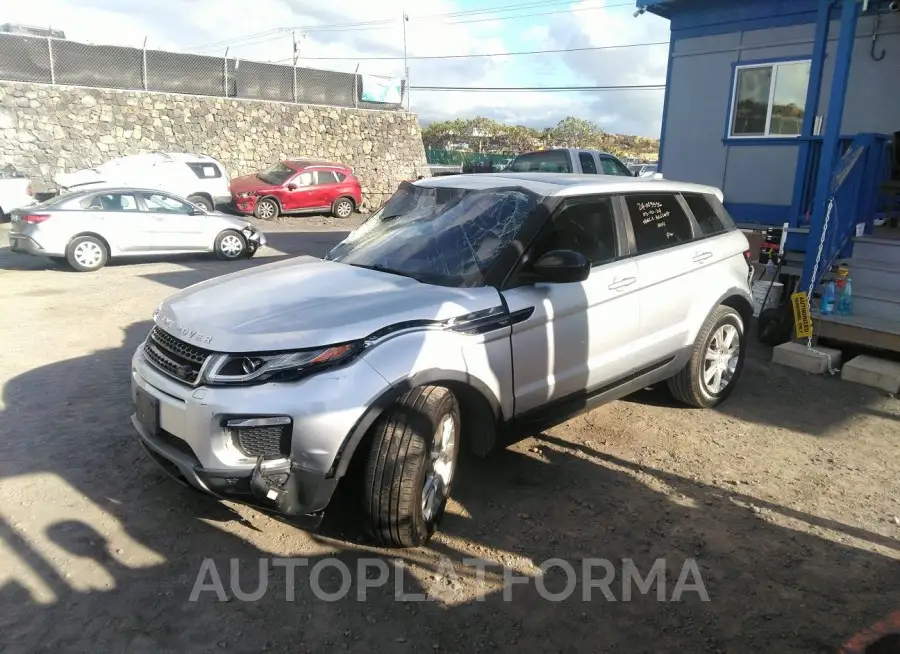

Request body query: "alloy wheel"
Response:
[422, 413, 458, 522]
[703, 324, 740, 395]
[257, 201, 275, 219]
[336, 200, 353, 218]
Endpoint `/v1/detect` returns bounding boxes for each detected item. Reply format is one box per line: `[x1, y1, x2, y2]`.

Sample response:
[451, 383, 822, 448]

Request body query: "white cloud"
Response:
[4, 0, 670, 136]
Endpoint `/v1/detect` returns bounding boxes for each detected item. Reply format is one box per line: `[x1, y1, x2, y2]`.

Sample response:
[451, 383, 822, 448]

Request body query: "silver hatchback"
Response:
[9, 186, 266, 271]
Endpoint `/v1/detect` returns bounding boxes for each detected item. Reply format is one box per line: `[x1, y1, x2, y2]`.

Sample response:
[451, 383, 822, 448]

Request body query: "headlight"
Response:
[204, 343, 361, 385]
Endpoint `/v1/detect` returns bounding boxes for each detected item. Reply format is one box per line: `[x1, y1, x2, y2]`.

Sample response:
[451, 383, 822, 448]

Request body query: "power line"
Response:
[410, 84, 665, 92]
[294, 40, 669, 62]
[186, 0, 602, 50]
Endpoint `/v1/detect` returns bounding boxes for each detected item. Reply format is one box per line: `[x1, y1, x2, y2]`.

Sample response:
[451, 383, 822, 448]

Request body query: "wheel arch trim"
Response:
[329, 368, 502, 480]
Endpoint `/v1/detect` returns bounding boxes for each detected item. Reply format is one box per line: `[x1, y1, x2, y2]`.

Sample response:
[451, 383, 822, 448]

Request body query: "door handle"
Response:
[692, 251, 713, 263]
[608, 276, 637, 291]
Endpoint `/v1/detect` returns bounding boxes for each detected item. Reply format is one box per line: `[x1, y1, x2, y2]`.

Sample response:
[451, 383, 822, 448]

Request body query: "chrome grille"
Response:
[143, 326, 211, 384]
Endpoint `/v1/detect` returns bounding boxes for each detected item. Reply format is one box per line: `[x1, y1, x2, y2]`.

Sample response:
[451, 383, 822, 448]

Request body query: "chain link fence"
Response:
[0, 32, 406, 110]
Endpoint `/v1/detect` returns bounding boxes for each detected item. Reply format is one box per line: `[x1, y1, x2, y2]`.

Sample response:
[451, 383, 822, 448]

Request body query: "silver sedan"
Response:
[8, 186, 267, 272]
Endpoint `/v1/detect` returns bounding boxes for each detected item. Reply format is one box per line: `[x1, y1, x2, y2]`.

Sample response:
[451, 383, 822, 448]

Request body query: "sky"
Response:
[3, 0, 671, 137]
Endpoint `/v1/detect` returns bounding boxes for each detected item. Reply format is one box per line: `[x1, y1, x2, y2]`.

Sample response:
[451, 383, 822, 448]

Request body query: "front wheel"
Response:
[215, 230, 247, 261]
[66, 236, 108, 272]
[254, 198, 279, 220]
[667, 305, 746, 408]
[362, 386, 460, 547]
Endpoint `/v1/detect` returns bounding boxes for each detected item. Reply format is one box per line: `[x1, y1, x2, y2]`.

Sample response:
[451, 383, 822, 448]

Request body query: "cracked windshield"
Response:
[327, 183, 538, 286]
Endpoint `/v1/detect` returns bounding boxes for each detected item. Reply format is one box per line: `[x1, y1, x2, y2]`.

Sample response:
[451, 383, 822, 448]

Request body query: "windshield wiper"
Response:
[346, 263, 421, 281]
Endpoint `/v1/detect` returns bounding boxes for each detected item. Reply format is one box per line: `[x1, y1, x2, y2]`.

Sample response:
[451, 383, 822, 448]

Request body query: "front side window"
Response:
[533, 198, 617, 266]
[506, 151, 572, 173]
[623, 193, 694, 254]
[144, 193, 193, 214]
[730, 60, 810, 137]
[600, 157, 632, 176]
[578, 152, 598, 174]
[327, 182, 539, 287]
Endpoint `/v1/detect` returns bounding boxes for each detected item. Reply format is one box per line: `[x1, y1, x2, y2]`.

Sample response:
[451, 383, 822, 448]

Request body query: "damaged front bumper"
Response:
[134, 415, 335, 528]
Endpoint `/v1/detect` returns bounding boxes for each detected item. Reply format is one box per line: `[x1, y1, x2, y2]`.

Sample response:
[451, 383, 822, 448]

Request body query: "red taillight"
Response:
[743, 250, 751, 260]
[22, 214, 50, 224]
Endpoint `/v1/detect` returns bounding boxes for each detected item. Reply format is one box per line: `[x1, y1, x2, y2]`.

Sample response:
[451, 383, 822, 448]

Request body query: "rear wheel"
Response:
[254, 198, 279, 220]
[332, 197, 354, 219]
[668, 306, 746, 408]
[65, 236, 108, 272]
[215, 230, 246, 261]
[187, 194, 213, 211]
[362, 386, 460, 547]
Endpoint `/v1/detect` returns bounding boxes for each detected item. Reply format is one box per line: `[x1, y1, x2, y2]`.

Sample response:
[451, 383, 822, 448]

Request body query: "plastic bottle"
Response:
[837, 275, 853, 315]
[821, 280, 836, 315]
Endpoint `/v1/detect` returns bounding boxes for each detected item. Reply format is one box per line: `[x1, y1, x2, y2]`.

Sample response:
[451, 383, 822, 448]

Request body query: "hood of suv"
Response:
[229, 174, 277, 194]
[154, 257, 503, 353]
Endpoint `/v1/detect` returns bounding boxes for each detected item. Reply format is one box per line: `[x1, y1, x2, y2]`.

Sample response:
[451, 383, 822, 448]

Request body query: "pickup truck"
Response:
[506, 148, 654, 178]
[0, 165, 34, 220]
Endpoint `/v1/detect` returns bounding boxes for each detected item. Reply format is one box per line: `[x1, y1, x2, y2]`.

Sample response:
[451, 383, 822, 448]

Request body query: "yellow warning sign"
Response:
[791, 292, 813, 339]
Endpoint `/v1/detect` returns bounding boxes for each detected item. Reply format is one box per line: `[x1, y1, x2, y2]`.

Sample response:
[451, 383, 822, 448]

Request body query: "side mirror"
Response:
[531, 249, 591, 284]
[286, 183, 298, 191]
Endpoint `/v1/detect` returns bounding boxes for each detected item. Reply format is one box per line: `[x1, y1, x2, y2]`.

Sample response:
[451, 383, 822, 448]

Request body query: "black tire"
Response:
[187, 194, 213, 211]
[214, 229, 247, 261]
[363, 385, 461, 548]
[332, 197, 355, 219]
[667, 305, 747, 408]
[65, 235, 108, 272]
[254, 197, 280, 220]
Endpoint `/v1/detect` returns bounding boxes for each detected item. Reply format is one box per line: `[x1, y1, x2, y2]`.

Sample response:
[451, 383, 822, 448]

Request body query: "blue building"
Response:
[639, 0, 900, 352]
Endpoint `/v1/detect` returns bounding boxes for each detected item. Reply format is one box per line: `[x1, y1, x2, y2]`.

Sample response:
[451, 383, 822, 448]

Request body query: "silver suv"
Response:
[131, 173, 753, 547]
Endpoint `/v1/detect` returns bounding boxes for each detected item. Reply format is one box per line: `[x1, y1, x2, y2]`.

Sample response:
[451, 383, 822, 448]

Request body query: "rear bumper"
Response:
[8, 234, 63, 257]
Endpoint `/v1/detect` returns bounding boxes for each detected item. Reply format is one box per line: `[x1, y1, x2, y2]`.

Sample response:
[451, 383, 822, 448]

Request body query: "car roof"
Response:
[55, 186, 190, 198]
[414, 172, 723, 198]
[513, 148, 619, 158]
[286, 158, 349, 170]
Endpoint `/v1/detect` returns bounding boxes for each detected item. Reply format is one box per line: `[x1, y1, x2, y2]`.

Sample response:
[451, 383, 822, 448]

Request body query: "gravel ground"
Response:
[0, 216, 898, 653]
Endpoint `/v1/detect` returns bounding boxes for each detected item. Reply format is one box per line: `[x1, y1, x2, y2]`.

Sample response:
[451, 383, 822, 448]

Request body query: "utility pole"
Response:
[292, 30, 299, 102]
[402, 10, 410, 111]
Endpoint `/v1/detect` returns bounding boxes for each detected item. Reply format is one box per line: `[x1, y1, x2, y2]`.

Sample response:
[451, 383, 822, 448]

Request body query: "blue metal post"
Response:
[800, 0, 860, 291]
[787, 0, 832, 229]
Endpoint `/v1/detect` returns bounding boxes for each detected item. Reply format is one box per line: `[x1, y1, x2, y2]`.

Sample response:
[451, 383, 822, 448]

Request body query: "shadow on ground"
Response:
[0, 318, 896, 652]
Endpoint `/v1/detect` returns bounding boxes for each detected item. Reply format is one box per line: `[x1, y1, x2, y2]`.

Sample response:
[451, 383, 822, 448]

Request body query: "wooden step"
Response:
[813, 309, 900, 353]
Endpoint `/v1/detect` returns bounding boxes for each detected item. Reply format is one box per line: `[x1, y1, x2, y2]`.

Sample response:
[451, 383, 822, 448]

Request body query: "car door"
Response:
[281, 170, 315, 212]
[81, 191, 153, 252]
[312, 170, 341, 209]
[501, 195, 639, 416]
[578, 151, 599, 175]
[139, 191, 208, 250]
[618, 192, 704, 369]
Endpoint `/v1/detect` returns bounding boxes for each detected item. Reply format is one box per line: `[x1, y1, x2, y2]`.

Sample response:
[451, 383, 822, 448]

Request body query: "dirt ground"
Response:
[0, 216, 898, 653]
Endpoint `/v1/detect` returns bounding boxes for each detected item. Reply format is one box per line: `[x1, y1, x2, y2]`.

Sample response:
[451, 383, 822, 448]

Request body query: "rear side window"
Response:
[186, 162, 222, 179]
[623, 193, 694, 253]
[578, 152, 598, 174]
[335, 171, 347, 182]
[683, 193, 735, 236]
[507, 151, 572, 173]
[314, 171, 339, 184]
[83, 192, 139, 212]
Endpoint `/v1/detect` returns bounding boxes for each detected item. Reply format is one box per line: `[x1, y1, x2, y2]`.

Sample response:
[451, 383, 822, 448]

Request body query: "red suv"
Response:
[230, 159, 362, 220]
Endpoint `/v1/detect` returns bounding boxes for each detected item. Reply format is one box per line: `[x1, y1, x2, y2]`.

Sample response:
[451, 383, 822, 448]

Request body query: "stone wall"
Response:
[0, 81, 429, 208]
